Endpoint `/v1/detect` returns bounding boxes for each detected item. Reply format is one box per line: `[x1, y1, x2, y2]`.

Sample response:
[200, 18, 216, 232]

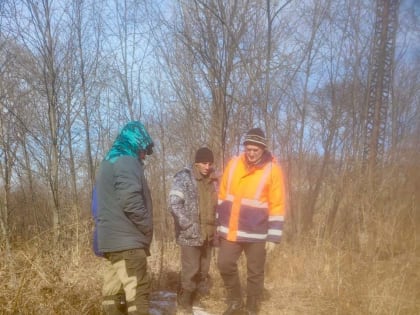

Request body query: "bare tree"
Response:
[0, 77, 15, 257]
[161, 0, 272, 166]
[2, 0, 71, 241]
[102, 0, 154, 121]
[282, 0, 331, 235]
[73, 0, 99, 192]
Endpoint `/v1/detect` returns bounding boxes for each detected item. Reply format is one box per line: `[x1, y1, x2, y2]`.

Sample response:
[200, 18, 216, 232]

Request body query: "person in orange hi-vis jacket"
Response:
[216, 127, 286, 315]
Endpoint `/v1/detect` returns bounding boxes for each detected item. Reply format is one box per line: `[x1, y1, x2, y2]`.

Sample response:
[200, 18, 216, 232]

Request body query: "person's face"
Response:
[245, 144, 264, 164]
[138, 144, 153, 160]
[195, 162, 213, 176]
[138, 150, 147, 160]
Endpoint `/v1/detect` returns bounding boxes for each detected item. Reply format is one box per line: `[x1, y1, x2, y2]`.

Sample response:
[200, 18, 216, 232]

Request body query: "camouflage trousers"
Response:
[102, 249, 150, 315]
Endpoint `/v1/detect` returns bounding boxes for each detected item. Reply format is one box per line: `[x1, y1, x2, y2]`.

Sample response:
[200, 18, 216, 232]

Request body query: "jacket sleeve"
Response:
[267, 162, 286, 242]
[91, 185, 104, 257]
[114, 158, 153, 236]
[169, 171, 194, 230]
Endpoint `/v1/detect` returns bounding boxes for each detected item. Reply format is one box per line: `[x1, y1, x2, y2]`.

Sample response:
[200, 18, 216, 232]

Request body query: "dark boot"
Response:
[177, 289, 193, 313]
[245, 296, 260, 315]
[192, 291, 206, 309]
[102, 293, 128, 315]
[223, 299, 244, 315]
[197, 275, 211, 296]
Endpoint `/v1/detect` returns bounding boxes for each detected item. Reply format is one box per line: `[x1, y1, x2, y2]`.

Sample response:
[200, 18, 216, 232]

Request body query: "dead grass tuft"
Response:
[1, 166, 419, 314]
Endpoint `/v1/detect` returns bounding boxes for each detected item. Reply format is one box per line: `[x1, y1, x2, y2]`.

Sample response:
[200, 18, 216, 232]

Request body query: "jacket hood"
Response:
[105, 121, 154, 163]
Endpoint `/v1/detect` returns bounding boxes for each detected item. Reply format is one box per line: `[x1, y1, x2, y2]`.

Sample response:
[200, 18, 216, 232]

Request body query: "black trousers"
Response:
[180, 241, 212, 292]
[217, 238, 266, 299]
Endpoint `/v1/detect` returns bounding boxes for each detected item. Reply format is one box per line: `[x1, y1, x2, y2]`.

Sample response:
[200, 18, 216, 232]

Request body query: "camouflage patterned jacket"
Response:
[168, 166, 217, 246]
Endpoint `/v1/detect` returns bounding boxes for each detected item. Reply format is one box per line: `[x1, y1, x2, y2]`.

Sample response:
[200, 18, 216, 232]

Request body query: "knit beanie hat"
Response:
[195, 147, 214, 163]
[243, 127, 267, 148]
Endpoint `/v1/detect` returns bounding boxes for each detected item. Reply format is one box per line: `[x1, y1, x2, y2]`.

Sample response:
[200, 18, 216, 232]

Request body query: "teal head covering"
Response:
[105, 121, 154, 163]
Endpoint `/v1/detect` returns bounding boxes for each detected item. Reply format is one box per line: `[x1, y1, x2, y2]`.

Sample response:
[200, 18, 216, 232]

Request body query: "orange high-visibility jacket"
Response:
[216, 152, 286, 243]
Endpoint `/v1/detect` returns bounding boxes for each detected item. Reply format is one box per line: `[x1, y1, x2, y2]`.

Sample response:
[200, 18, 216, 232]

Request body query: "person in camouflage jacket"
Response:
[168, 147, 218, 312]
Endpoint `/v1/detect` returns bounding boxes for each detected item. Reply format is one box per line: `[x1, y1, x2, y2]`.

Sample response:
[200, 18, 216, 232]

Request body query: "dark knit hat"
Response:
[195, 147, 214, 163]
[243, 127, 267, 148]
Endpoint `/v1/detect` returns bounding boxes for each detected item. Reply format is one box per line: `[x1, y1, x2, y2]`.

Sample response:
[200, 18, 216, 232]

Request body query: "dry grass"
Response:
[1, 229, 418, 315]
[0, 226, 103, 315]
[264, 241, 419, 315]
[1, 167, 419, 314]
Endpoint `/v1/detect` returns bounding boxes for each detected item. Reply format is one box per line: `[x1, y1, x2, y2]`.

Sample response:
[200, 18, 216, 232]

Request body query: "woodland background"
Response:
[0, 0, 419, 314]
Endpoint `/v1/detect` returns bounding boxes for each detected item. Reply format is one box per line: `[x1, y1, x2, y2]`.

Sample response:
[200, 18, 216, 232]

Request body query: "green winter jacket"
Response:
[95, 121, 154, 254]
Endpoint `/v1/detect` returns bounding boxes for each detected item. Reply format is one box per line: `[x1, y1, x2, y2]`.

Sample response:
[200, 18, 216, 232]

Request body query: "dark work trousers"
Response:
[180, 241, 212, 292]
[217, 238, 266, 300]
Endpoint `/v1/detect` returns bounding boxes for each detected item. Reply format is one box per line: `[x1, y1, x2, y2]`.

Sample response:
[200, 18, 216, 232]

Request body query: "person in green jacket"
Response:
[93, 121, 154, 315]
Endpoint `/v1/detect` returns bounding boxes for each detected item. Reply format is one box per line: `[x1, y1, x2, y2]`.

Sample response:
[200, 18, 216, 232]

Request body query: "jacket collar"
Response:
[192, 164, 217, 182]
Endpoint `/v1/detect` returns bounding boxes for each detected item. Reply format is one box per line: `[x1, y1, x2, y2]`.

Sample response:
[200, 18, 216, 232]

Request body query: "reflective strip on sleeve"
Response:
[225, 194, 234, 201]
[169, 189, 184, 199]
[269, 215, 285, 222]
[218, 225, 229, 234]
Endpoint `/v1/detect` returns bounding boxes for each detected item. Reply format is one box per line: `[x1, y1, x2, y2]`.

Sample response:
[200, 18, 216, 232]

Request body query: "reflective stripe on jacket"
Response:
[216, 152, 285, 242]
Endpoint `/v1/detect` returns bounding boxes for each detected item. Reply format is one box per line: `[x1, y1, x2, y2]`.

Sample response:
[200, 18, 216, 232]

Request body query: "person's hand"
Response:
[265, 241, 276, 254]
